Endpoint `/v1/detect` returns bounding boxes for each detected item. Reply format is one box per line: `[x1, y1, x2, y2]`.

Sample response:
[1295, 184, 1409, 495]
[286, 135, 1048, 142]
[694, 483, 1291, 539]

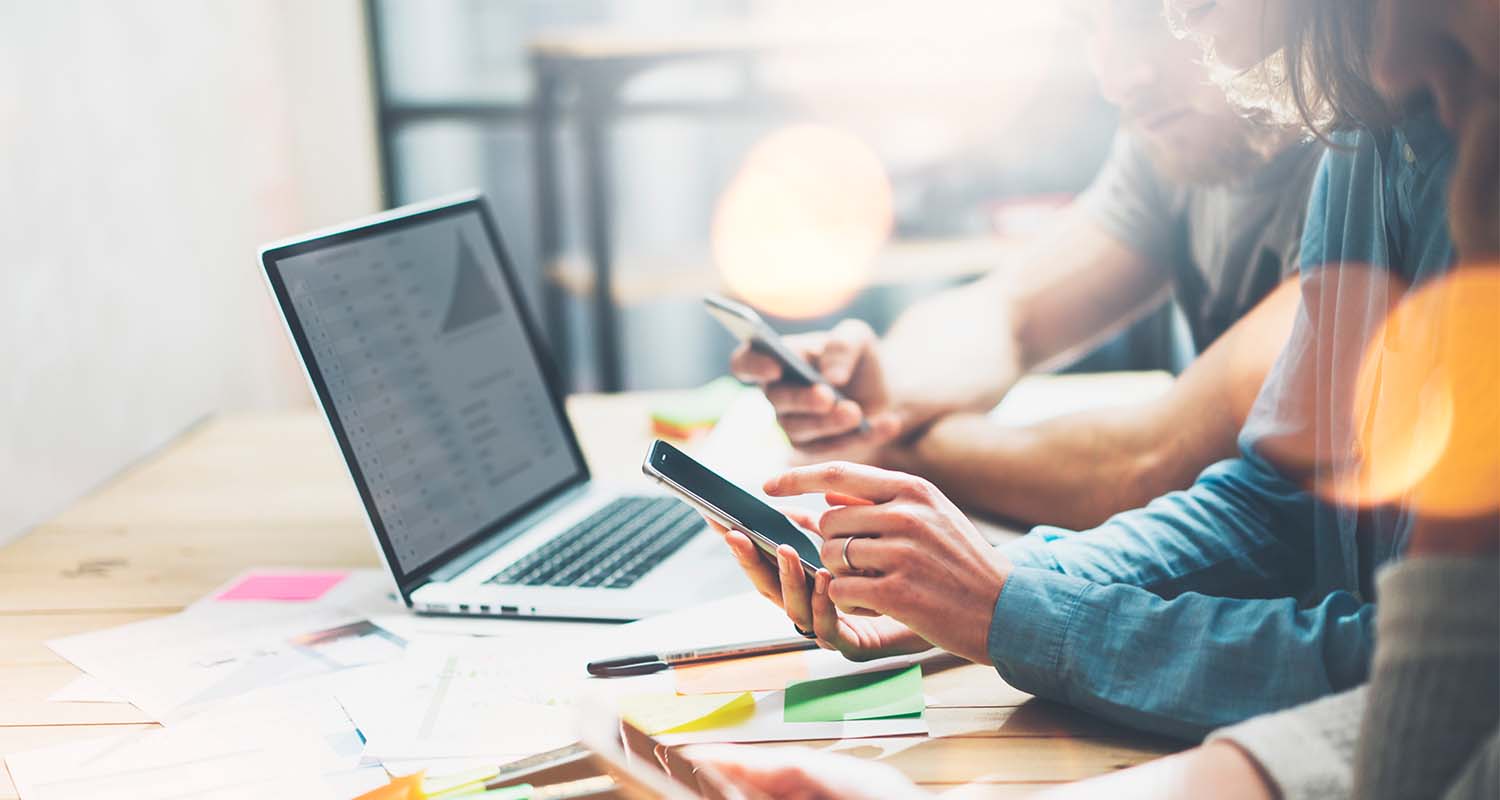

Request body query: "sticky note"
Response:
[674, 651, 810, 695]
[649, 377, 745, 440]
[783, 664, 924, 723]
[216, 571, 347, 601]
[619, 691, 756, 735]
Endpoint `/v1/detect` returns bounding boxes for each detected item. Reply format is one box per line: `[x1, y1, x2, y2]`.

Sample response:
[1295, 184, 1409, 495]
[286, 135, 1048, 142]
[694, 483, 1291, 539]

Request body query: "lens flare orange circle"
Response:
[712, 124, 893, 319]
[1331, 267, 1500, 517]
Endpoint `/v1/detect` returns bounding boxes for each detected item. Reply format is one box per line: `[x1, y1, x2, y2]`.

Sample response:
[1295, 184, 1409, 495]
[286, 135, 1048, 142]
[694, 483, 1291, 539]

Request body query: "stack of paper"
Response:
[10, 567, 935, 799]
[5, 701, 385, 800]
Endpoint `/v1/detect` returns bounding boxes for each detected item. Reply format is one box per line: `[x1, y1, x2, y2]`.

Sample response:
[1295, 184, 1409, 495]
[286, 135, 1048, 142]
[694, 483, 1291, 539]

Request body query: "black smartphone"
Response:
[703, 294, 869, 434]
[641, 439, 822, 581]
[704, 294, 827, 386]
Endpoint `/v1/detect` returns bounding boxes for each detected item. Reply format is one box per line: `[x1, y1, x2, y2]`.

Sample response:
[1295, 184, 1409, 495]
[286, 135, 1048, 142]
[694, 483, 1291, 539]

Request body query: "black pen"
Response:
[586, 636, 819, 677]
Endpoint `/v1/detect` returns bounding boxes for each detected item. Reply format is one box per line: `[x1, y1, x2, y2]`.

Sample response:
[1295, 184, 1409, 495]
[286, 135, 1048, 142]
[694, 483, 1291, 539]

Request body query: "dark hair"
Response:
[1281, 0, 1394, 142]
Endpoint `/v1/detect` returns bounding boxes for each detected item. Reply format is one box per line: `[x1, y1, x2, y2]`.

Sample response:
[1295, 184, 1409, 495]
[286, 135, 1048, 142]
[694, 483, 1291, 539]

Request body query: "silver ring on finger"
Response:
[840, 536, 858, 573]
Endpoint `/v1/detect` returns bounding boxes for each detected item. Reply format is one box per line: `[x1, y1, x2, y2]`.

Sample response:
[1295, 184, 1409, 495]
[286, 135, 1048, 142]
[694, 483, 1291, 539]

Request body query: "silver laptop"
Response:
[259, 192, 741, 620]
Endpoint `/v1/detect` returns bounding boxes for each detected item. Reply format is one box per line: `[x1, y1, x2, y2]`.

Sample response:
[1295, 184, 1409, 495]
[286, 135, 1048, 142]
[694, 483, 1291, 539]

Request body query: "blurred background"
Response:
[2, 0, 1188, 543]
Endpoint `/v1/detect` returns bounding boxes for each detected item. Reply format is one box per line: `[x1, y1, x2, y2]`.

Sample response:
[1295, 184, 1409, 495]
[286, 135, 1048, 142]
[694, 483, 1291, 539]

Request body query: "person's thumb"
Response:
[866, 410, 902, 445]
[819, 319, 876, 386]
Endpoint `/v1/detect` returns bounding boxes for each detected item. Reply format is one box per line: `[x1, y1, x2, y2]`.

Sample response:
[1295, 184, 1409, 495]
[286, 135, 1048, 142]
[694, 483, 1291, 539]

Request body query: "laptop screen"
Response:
[264, 200, 586, 583]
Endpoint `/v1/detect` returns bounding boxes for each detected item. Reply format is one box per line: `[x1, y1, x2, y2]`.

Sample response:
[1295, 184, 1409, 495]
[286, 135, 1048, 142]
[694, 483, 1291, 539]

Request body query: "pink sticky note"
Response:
[216, 571, 348, 602]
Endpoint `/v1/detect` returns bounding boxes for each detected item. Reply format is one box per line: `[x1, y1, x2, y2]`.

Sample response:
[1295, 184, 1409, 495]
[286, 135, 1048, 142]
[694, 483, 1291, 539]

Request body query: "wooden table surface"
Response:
[0, 393, 1179, 798]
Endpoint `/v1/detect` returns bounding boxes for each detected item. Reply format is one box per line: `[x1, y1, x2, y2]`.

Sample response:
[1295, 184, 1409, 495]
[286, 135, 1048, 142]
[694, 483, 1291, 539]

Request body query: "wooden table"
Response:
[0, 394, 1178, 798]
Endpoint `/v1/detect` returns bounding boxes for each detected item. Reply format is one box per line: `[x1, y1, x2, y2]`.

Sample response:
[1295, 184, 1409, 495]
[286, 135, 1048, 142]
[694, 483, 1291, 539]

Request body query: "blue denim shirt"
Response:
[986, 113, 1456, 740]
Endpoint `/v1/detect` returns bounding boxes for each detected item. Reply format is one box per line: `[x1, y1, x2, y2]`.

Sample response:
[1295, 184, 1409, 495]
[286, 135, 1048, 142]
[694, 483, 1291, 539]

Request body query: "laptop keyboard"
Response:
[485, 496, 702, 590]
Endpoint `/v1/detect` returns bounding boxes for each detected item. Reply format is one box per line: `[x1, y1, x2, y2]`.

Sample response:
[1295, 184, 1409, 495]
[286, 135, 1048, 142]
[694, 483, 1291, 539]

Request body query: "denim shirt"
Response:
[986, 113, 1456, 740]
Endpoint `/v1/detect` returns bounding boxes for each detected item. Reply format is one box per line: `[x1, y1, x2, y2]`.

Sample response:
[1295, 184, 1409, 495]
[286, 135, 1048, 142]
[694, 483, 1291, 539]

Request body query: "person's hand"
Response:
[729, 319, 903, 462]
[681, 743, 928, 800]
[763, 462, 1011, 666]
[708, 513, 933, 661]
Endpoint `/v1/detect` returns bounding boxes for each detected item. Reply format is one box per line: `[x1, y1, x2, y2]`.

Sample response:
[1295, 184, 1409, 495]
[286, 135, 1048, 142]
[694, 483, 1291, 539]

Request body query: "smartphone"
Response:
[704, 294, 869, 434]
[642, 439, 822, 582]
[704, 294, 829, 384]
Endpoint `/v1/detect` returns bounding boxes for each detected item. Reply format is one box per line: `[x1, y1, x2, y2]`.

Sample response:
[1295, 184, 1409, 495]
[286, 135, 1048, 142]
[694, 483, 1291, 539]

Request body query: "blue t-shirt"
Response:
[986, 112, 1456, 740]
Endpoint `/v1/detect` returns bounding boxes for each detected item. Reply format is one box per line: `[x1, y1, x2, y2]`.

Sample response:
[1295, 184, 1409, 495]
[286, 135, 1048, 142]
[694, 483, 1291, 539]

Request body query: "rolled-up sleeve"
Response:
[987, 566, 1374, 740]
[999, 453, 1314, 599]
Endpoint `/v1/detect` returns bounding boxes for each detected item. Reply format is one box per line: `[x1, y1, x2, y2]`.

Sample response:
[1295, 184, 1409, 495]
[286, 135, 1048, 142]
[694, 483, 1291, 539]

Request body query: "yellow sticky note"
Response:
[618, 691, 756, 734]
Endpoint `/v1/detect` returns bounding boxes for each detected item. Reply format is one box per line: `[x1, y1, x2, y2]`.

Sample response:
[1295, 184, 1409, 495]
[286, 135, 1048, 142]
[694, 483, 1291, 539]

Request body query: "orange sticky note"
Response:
[674, 650, 811, 695]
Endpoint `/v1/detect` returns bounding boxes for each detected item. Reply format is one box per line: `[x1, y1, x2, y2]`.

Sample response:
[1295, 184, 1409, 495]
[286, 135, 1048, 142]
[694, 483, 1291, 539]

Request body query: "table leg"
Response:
[529, 56, 571, 388]
[578, 79, 624, 392]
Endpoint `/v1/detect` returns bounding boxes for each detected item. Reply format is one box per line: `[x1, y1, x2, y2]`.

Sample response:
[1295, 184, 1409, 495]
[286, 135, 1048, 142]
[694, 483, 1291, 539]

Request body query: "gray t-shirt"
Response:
[1077, 132, 1325, 350]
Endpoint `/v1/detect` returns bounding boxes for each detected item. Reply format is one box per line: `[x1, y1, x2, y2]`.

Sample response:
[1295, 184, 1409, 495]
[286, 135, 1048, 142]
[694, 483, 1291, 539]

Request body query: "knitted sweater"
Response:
[1208, 556, 1499, 800]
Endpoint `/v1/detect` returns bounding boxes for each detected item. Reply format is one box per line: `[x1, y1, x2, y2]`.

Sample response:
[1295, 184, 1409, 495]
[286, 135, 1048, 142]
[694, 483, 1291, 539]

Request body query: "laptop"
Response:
[259, 192, 742, 620]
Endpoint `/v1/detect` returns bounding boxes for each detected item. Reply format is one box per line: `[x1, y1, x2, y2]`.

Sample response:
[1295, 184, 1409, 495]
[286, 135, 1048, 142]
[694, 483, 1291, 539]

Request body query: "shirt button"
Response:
[1403, 143, 1417, 163]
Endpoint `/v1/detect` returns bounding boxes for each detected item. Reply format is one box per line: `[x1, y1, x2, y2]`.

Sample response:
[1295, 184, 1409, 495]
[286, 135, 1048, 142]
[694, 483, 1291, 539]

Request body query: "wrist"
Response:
[970, 552, 1010, 667]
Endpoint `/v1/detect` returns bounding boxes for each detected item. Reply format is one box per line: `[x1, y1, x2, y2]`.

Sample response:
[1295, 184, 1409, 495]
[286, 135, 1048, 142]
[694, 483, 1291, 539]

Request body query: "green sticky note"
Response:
[649, 376, 745, 431]
[783, 664, 924, 723]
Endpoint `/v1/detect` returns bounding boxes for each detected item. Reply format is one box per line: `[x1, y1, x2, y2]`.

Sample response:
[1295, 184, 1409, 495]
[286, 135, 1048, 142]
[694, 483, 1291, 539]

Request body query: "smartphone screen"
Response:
[644, 440, 824, 571]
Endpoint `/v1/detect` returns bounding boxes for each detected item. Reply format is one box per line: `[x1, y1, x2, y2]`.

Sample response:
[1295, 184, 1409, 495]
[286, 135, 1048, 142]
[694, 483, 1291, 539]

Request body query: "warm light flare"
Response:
[712, 124, 893, 319]
[1326, 267, 1500, 517]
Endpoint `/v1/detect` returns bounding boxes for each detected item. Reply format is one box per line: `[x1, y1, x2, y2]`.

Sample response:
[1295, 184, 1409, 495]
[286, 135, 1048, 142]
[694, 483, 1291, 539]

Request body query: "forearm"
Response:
[888, 403, 1227, 529]
[1034, 742, 1274, 800]
[889, 277, 1296, 529]
[988, 567, 1376, 739]
[879, 213, 1167, 435]
[879, 272, 1025, 431]
[1208, 687, 1367, 800]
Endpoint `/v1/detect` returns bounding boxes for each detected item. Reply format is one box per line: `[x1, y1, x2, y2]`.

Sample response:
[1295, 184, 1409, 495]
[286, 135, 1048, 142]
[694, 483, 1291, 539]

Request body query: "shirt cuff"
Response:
[986, 566, 1094, 699]
[1207, 688, 1365, 800]
[996, 525, 1071, 572]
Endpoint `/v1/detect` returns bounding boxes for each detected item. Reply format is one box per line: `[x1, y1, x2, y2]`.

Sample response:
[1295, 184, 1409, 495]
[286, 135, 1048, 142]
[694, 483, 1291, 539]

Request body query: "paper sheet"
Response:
[216, 570, 348, 601]
[674, 650, 810, 695]
[48, 604, 406, 720]
[783, 665, 923, 722]
[4, 705, 341, 800]
[338, 638, 586, 762]
[46, 674, 129, 704]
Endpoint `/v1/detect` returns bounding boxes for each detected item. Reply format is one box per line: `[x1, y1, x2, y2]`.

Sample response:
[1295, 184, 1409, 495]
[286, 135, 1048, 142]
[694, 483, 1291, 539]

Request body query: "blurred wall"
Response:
[0, 0, 382, 543]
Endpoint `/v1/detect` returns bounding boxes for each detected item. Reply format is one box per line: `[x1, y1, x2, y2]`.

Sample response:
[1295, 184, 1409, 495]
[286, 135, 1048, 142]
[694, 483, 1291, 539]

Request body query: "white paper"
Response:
[46, 674, 129, 704]
[48, 604, 406, 721]
[338, 638, 588, 762]
[4, 705, 340, 800]
[371, 611, 616, 642]
[590, 591, 809, 659]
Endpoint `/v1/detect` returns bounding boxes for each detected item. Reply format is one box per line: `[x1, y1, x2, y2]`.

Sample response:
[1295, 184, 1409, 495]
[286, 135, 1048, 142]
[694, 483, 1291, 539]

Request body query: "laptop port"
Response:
[500, 605, 519, 615]
[478, 604, 491, 613]
[458, 604, 470, 613]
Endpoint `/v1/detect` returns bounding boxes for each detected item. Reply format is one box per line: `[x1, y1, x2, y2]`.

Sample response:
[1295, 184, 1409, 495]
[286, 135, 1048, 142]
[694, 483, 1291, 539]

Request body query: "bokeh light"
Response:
[712, 124, 894, 319]
[1324, 266, 1500, 517]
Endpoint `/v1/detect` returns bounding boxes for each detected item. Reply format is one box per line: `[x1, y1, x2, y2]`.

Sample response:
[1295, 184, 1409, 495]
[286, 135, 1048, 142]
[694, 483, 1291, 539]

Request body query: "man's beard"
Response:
[1138, 119, 1296, 186]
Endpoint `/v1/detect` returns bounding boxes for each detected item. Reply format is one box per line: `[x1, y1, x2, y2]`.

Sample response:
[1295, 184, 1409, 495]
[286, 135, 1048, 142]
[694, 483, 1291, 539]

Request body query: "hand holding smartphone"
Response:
[703, 294, 869, 434]
[641, 439, 821, 584]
